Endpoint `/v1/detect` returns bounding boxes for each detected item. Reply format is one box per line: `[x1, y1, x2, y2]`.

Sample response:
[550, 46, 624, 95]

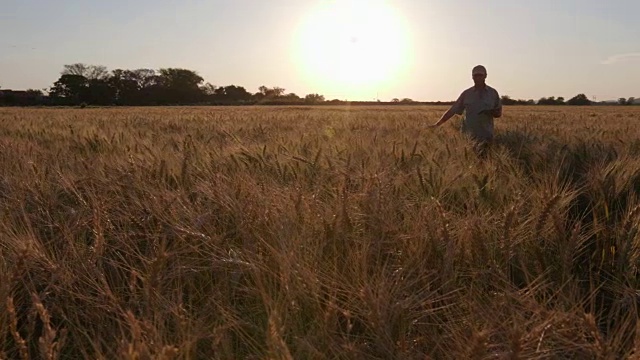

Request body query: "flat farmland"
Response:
[1, 105, 640, 359]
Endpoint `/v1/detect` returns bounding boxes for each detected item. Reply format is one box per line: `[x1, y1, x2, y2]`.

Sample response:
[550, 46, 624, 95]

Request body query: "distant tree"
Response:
[272, 87, 285, 97]
[400, 98, 414, 103]
[537, 96, 565, 105]
[231, 86, 252, 101]
[130, 69, 161, 104]
[213, 87, 226, 97]
[567, 93, 591, 105]
[155, 68, 204, 104]
[85, 79, 116, 105]
[283, 93, 301, 102]
[214, 85, 252, 104]
[0, 89, 45, 106]
[252, 86, 287, 104]
[131, 69, 158, 89]
[200, 83, 217, 96]
[391, 98, 400, 103]
[257, 86, 285, 99]
[62, 63, 89, 77]
[501, 95, 517, 105]
[158, 68, 203, 87]
[109, 69, 140, 105]
[62, 64, 109, 80]
[304, 93, 325, 104]
[619, 98, 628, 105]
[49, 74, 89, 105]
[627, 97, 635, 105]
[538, 97, 552, 105]
[26, 89, 44, 97]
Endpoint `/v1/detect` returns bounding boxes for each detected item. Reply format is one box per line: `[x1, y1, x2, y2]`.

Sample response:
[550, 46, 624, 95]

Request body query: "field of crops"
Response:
[1, 105, 640, 359]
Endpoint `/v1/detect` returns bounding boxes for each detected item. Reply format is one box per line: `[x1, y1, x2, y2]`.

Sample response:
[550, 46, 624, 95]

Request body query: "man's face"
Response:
[473, 72, 486, 85]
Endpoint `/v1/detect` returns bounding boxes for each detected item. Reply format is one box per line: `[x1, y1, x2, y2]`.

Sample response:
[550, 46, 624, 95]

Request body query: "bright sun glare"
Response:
[293, 0, 412, 100]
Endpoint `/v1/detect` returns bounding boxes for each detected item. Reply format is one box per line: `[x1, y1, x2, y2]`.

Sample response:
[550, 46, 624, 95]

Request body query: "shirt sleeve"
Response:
[450, 91, 465, 115]
[494, 90, 503, 110]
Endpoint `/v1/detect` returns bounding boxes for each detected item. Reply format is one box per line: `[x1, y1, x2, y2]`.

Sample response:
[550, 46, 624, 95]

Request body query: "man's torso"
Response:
[459, 85, 500, 141]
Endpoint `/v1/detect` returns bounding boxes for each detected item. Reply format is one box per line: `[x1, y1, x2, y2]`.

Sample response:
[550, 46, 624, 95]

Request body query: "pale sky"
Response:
[1, 0, 639, 101]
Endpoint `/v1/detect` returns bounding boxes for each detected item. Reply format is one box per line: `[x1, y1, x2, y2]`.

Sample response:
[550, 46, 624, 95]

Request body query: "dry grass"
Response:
[1, 105, 640, 358]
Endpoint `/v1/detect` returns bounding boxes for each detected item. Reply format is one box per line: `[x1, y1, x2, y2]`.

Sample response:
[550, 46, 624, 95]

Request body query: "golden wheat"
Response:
[0, 105, 639, 358]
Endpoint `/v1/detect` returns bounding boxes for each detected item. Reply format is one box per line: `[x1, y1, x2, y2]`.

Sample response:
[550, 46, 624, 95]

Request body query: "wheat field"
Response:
[1, 105, 640, 359]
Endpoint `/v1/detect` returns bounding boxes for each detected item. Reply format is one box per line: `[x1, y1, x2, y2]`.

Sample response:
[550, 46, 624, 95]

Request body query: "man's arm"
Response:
[492, 90, 503, 118]
[430, 108, 456, 127]
[430, 92, 465, 127]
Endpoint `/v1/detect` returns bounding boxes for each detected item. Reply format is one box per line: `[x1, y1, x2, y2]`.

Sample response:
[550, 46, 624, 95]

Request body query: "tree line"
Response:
[0, 63, 637, 107]
[1, 64, 329, 107]
[499, 94, 630, 106]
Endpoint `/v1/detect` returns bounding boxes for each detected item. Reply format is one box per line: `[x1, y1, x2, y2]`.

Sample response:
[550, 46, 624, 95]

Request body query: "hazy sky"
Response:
[1, 0, 639, 101]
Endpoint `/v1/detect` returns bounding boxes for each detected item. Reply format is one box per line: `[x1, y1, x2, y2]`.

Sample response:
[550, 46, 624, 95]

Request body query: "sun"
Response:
[293, 0, 413, 100]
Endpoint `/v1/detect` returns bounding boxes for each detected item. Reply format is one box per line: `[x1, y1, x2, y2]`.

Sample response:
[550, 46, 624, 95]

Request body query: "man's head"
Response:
[472, 65, 487, 86]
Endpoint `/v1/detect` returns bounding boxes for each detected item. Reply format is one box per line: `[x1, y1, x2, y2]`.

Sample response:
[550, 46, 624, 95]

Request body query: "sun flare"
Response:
[293, 0, 412, 99]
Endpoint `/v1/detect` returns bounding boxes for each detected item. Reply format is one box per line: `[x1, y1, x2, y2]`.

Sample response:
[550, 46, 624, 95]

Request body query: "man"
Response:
[429, 65, 502, 157]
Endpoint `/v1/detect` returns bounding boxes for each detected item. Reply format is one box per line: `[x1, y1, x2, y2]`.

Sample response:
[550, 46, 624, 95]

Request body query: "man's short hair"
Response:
[472, 65, 487, 75]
